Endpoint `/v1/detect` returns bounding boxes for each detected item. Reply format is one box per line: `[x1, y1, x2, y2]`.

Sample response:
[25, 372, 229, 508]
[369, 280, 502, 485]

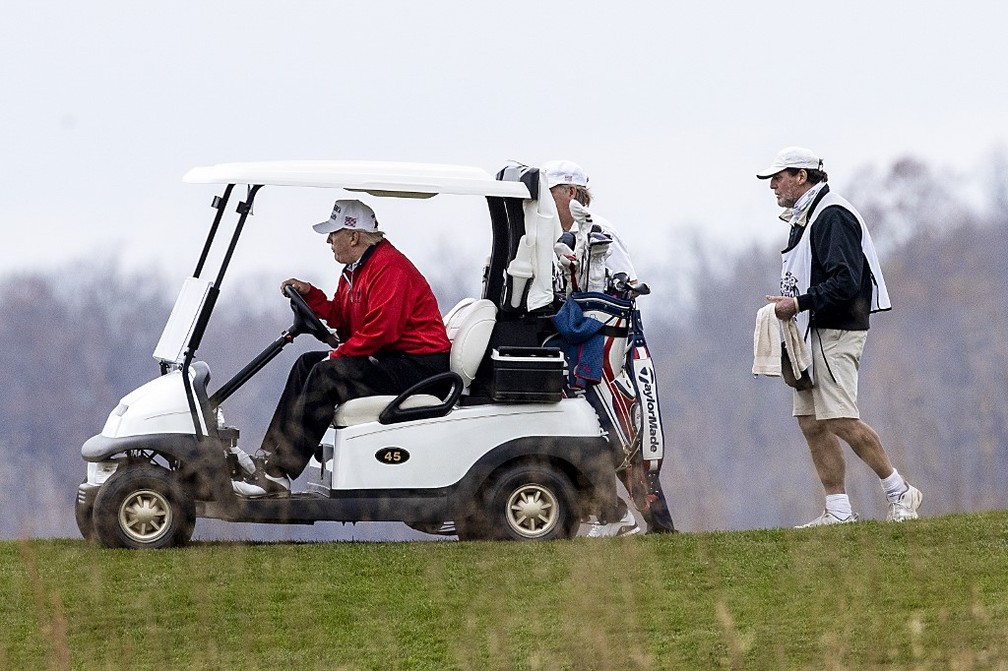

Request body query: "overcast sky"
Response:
[2, 1, 1005, 291]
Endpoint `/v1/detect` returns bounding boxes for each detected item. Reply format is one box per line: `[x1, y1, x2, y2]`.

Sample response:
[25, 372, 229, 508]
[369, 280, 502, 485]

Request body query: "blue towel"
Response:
[551, 298, 606, 388]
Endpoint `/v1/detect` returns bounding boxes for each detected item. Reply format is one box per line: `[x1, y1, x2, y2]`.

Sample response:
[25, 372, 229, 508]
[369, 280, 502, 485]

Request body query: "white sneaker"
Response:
[887, 484, 922, 522]
[232, 472, 291, 498]
[586, 510, 641, 538]
[795, 510, 860, 528]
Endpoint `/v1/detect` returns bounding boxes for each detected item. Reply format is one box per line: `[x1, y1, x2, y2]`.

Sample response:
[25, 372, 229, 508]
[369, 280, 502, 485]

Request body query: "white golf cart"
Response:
[76, 160, 621, 549]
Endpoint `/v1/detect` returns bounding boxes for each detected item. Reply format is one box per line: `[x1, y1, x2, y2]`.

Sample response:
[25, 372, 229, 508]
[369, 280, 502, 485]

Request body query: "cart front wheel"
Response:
[93, 465, 195, 549]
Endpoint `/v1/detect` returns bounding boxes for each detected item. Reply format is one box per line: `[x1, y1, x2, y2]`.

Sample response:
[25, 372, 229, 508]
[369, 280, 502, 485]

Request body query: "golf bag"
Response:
[551, 291, 676, 532]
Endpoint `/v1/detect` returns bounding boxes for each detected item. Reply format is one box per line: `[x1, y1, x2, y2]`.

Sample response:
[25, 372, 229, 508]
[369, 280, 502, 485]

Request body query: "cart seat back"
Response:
[443, 298, 497, 387]
[332, 299, 497, 427]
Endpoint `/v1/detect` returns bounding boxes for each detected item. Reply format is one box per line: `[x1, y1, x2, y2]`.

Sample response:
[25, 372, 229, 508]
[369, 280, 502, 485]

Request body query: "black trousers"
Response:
[262, 350, 450, 478]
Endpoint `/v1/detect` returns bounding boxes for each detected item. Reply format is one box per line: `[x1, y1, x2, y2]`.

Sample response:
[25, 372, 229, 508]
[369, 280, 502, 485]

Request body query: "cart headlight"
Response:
[87, 461, 119, 485]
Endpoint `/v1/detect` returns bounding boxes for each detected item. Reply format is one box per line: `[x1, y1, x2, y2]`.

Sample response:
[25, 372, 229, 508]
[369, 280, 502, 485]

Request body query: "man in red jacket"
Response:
[233, 199, 451, 497]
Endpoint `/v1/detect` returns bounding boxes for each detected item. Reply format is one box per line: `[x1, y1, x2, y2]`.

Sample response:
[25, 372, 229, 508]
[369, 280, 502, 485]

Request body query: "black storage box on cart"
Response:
[490, 347, 564, 402]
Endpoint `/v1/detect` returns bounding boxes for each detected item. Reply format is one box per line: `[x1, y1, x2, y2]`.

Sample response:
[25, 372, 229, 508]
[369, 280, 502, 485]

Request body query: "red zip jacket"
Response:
[303, 240, 451, 359]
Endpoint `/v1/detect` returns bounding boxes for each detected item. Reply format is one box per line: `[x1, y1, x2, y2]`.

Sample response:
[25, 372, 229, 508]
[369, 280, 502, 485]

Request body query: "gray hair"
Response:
[573, 185, 592, 207]
[552, 183, 593, 207]
[358, 230, 386, 246]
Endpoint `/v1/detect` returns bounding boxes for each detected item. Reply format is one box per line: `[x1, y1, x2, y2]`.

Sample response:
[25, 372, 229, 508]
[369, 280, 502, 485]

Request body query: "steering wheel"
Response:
[284, 285, 339, 347]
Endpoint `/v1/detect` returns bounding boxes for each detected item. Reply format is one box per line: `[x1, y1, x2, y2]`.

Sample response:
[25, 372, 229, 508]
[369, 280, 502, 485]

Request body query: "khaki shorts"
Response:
[793, 328, 867, 420]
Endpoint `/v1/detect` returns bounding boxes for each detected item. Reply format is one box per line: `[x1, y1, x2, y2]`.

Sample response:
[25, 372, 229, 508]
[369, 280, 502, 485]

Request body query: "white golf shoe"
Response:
[887, 484, 922, 522]
[795, 510, 860, 528]
[586, 510, 642, 538]
[232, 471, 291, 498]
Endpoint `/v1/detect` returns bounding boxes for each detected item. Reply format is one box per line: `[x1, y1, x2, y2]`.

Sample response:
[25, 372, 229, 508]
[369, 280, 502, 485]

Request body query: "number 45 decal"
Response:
[375, 447, 410, 465]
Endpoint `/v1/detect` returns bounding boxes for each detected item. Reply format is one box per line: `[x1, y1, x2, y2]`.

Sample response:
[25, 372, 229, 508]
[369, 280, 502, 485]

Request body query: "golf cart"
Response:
[76, 160, 621, 548]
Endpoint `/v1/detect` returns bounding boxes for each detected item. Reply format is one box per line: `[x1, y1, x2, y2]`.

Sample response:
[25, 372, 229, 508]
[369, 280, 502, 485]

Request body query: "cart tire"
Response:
[482, 464, 578, 541]
[75, 480, 96, 541]
[93, 465, 195, 549]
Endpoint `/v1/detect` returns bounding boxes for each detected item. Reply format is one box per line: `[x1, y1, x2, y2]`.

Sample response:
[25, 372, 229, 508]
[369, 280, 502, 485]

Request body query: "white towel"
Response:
[752, 303, 812, 380]
[753, 304, 780, 375]
[782, 312, 812, 381]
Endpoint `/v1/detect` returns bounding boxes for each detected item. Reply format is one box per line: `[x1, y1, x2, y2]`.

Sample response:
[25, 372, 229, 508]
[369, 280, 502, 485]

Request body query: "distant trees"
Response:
[0, 264, 172, 537]
[1, 153, 1005, 538]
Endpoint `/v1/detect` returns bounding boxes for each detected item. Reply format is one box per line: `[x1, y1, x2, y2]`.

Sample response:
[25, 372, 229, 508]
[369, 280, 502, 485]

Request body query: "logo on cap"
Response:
[344, 216, 357, 228]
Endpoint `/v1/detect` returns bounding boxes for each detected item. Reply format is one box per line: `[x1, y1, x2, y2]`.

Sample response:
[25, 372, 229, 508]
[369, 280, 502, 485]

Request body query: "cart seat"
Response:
[332, 298, 497, 427]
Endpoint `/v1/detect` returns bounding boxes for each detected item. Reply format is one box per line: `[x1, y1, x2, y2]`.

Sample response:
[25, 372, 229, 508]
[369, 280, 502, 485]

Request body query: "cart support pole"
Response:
[209, 333, 291, 408]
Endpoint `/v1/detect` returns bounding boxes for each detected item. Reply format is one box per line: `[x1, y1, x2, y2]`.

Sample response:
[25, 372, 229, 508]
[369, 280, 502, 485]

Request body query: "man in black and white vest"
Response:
[757, 146, 923, 527]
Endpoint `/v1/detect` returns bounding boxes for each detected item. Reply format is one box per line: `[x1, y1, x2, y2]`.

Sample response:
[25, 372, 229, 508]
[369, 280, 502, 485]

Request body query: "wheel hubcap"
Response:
[118, 489, 172, 543]
[505, 484, 558, 538]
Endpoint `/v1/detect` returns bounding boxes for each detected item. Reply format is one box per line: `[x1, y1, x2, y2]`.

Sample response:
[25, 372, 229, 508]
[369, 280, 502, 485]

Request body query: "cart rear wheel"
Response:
[482, 464, 578, 541]
[93, 465, 195, 549]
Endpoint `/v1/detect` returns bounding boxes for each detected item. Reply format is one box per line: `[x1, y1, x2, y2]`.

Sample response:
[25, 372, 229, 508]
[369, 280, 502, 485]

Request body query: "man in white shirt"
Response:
[544, 159, 677, 536]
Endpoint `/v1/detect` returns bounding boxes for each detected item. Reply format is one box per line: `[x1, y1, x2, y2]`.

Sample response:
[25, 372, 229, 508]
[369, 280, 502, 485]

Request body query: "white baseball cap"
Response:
[542, 159, 589, 188]
[313, 199, 380, 234]
[756, 146, 824, 179]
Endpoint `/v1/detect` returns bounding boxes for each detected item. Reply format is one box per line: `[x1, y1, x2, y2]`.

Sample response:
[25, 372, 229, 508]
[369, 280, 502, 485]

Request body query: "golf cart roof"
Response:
[182, 160, 531, 199]
[158, 159, 558, 366]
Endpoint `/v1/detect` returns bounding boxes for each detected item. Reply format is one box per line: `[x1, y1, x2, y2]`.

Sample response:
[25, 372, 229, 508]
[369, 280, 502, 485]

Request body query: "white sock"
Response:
[880, 469, 906, 500]
[825, 493, 852, 519]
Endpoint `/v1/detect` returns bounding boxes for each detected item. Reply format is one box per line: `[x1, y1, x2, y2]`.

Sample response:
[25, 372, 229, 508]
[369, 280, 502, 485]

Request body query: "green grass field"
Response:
[2, 511, 1006, 670]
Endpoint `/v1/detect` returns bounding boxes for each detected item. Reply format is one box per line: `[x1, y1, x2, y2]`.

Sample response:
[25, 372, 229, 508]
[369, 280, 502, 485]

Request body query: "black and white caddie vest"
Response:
[780, 191, 892, 344]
